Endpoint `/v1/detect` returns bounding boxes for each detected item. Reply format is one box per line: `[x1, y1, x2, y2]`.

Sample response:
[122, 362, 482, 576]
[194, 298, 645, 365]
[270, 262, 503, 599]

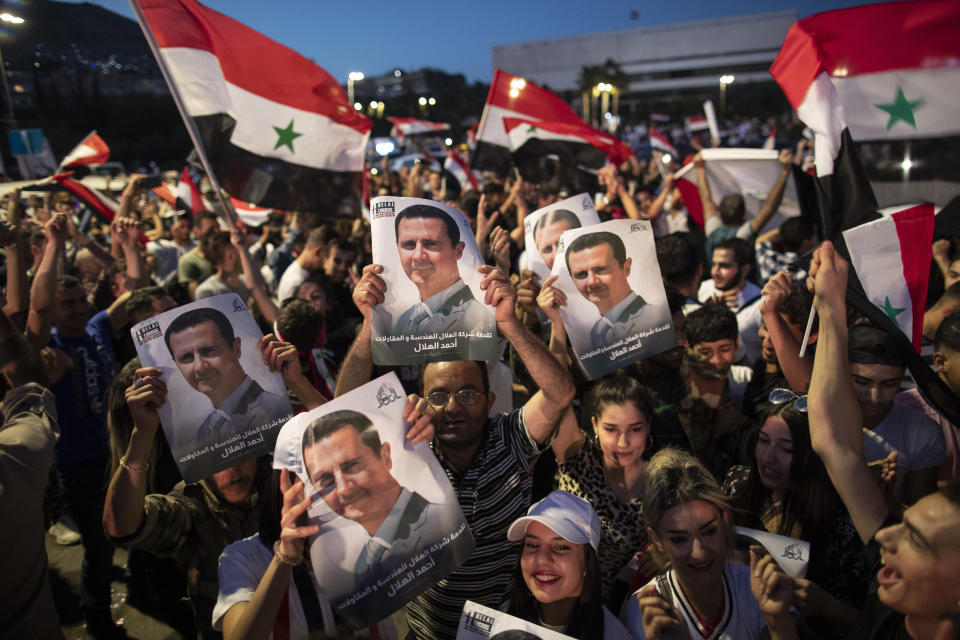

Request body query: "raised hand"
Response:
[479, 264, 518, 326]
[258, 333, 301, 383]
[403, 394, 435, 444]
[515, 270, 541, 316]
[278, 469, 321, 561]
[125, 367, 167, 433]
[353, 264, 387, 322]
[760, 270, 793, 316]
[536, 275, 567, 323]
[635, 583, 683, 639]
[750, 545, 795, 619]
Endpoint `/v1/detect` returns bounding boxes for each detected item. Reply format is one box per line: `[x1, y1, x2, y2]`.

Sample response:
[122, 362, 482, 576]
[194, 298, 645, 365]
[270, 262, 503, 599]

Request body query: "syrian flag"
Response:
[387, 117, 450, 139]
[762, 128, 777, 150]
[769, 0, 960, 234]
[685, 115, 709, 132]
[649, 127, 678, 157]
[60, 131, 110, 168]
[843, 204, 933, 350]
[444, 149, 479, 191]
[504, 117, 632, 177]
[673, 148, 801, 231]
[177, 167, 205, 213]
[473, 69, 585, 175]
[229, 197, 273, 226]
[51, 172, 118, 220]
[132, 0, 371, 213]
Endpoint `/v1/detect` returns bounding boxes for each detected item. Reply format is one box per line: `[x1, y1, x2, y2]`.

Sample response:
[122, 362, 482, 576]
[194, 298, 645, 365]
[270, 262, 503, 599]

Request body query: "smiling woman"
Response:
[620, 448, 798, 640]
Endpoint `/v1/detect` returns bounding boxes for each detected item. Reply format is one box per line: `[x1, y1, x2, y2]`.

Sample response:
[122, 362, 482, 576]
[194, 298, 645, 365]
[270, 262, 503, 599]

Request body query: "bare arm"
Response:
[694, 153, 719, 222]
[807, 241, 889, 544]
[536, 275, 571, 370]
[103, 367, 166, 538]
[749, 149, 792, 235]
[333, 264, 383, 397]
[231, 228, 278, 325]
[483, 266, 575, 443]
[2, 190, 27, 319]
[550, 406, 585, 464]
[258, 334, 326, 410]
[760, 272, 812, 392]
[26, 215, 68, 347]
[644, 174, 675, 221]
[509, 178, 527, 247]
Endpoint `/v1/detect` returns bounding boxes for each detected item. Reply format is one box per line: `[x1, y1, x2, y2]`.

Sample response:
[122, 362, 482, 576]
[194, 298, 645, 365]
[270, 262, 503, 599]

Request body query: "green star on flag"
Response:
[273, 119, 303, 152]
[883, 296, 906, 324]
[526, 125, 538, 133]
[874, 87, 924, 131]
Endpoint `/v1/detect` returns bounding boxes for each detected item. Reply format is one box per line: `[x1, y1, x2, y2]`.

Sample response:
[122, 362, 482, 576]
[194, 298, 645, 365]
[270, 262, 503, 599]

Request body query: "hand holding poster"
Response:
[522, 192, 601, 282]
[369, 196, 497, 365]
[457, 601, 575, 640]
[130, 293, 293, 482]
[549, 219, 676, 379]
[272, 372, 475, 629]
[734, 526, 810, 579]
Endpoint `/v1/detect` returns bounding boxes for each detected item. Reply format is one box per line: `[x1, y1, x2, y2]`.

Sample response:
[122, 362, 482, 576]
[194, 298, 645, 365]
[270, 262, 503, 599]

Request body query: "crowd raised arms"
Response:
[1, 124, 960, 640]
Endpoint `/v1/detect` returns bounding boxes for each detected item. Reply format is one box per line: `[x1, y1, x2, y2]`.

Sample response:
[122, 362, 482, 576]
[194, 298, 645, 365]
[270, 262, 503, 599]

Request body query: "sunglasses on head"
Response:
[768, 387, 807, 412]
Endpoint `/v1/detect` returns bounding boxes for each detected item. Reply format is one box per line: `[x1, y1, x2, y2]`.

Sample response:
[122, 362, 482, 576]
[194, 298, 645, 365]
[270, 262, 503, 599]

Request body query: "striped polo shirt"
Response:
[405, 408, 547, 640]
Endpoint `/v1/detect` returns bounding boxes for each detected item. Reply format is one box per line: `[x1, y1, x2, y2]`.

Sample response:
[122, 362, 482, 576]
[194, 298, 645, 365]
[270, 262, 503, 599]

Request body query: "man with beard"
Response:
[336, 262, 575, 640]
[698, 237, 761, 311]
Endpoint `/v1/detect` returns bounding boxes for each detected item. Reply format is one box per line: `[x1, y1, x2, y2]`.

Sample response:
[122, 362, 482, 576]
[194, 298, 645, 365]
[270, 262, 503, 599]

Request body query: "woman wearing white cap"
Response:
[620, 449, 798, 640]
[506, 490, 632, 639]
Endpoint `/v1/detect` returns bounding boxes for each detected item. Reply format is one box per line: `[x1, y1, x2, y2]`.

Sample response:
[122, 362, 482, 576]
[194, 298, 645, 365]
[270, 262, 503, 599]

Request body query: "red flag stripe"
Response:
[52, 173, 118, 220]
[135, 0, 369, 132]
[770, 0, 960, 109]
[892, 204, 935, 349]
[485, 70, 582, 124]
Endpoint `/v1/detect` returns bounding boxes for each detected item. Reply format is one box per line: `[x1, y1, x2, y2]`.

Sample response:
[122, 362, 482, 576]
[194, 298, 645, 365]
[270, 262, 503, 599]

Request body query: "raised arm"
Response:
[26, 214, 68, 347]
[1, 192, 27, 322]
[231, 227, 278, 324]
[333, 264, 384, 397]
[536, 275, 571, 370]
[103, 367, 167, 538]
[807, 241, 889, 544]
[694, 153, 719, 223]
[760, 271, 812, 391]
[749, 149, 792, 235]
[481, 265, 575, 443]
[644, 174, 675, 221]
[221, 470, 319, 640]
[258, 334, 326, 410]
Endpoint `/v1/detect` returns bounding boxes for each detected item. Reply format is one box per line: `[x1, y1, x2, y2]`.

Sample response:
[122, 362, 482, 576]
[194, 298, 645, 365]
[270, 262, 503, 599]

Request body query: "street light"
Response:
[719, 74, 735, 115]
[427, 97, 436, 106]
[347, 71, 364, 106]
[0, 12, 25, 129]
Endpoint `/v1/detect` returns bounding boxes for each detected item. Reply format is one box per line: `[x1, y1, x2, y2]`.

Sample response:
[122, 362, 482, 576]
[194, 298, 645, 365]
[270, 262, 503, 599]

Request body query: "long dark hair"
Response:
[507, 544, 605, 639]
[738, 404, 839, 550]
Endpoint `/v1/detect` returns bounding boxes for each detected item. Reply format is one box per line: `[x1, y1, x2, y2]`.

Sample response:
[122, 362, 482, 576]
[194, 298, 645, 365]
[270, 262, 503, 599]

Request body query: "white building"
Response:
[492, 10, 796, 100]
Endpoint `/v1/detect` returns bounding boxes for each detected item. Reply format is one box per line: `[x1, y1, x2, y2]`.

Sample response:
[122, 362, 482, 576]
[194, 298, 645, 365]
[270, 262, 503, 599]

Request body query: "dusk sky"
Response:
[64, 0, 869, 83]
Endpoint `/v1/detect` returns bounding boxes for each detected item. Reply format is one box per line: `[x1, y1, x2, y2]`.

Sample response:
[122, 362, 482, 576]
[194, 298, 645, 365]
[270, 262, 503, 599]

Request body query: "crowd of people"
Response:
[1, 136, 959, 640]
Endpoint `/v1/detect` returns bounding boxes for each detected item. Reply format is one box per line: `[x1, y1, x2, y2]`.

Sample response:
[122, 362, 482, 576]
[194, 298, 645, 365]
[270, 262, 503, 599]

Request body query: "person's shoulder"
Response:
[602, 605, 633, 640]
[221, 533, 271, 565]
[887, 401, 943, 434]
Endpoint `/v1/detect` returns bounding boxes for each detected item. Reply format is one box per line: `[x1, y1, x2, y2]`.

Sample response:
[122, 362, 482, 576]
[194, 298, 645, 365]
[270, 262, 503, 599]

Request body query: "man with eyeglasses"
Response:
[336, 261, 576, 640]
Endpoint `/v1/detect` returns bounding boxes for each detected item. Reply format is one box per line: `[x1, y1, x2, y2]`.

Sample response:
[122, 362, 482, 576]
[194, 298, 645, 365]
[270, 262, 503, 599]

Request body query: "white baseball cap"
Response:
[507, 490, 601, 550]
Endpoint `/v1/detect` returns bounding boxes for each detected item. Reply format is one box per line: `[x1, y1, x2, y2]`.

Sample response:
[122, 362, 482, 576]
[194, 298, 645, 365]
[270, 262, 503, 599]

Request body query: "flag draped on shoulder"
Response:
[387, 117, 450, 139]
[472, 70, 585, 175]
[843, 204, 934, 350]
[60, 131, 110, 168]
[131, 0, 371, 212]
[770, 0, 960, 236]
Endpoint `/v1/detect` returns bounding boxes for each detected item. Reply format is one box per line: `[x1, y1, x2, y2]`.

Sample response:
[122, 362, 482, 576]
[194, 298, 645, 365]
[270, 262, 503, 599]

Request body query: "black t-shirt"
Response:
[846, 514, 910, 640]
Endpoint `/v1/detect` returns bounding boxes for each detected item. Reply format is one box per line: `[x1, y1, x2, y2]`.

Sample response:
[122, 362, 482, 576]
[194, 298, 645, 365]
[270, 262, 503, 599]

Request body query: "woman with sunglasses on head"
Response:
[722, 389, 871, 638]
[506, 490, 632, 639]
[621, 448, 798, 640]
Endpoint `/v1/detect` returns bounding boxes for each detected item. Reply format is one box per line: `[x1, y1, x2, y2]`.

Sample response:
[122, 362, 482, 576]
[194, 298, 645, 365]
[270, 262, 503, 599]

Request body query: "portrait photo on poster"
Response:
[550, 219, 676, 380]
[522, 192, 600, 283]
[272, 372, 476, 630]
[130, 293, 293, 482]
[456, 601, 576, 640]
[369, 196, 497, 366]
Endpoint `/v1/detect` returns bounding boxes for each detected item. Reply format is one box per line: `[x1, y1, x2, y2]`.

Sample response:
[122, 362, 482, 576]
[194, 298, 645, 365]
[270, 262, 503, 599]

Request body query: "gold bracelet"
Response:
[119, 455, 150, 473]
[273, 540, 303, 567]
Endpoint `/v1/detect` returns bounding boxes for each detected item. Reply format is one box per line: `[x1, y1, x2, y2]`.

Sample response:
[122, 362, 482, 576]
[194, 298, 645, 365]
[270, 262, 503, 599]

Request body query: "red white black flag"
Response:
[60, 131, 110, 168]
[132, 0, 372, 212]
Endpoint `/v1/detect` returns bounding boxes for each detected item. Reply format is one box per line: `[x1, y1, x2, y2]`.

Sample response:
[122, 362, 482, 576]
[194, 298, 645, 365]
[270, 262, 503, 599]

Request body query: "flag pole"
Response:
[798, 304, 816, 359]
[128, 0, 238, 228]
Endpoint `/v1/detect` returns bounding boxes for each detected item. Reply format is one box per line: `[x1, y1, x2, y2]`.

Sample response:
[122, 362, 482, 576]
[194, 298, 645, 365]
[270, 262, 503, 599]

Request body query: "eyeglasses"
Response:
[768, 388, 807, 412]
[426, 389, 483, 408]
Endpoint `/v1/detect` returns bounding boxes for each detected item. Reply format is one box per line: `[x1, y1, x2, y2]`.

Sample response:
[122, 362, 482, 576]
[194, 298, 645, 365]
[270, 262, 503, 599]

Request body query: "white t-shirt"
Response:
[276, 260, 310, 304]
[213, 534, 396, 639]
[697, 279, 762, 312]
[863, 401, 946, 501]
[620, 563, 767, 640]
